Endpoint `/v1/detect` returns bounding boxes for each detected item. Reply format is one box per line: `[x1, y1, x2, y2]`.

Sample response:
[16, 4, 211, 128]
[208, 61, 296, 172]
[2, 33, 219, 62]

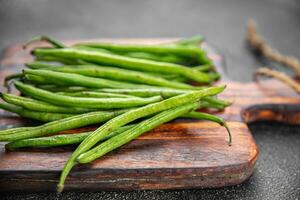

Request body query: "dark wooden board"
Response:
[0, 39, 299, 192]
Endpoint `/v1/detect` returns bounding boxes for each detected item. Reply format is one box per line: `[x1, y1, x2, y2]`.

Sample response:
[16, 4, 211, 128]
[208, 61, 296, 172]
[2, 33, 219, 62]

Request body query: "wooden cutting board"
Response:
[0, 39, 299, 192]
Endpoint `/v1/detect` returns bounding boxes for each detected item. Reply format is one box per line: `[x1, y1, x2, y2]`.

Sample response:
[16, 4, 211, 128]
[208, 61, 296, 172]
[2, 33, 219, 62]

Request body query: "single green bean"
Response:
[0, 127, 35, 135]
[32, 48, 212, 83]
[57, 91, 135, 98]
[0, 109, 127, 142]
[57, 85, 225, 192]
[95, 88, 230, 109]
[5, 124, 135, 150]
[77, 102, 200, 164]
[24, 69, 159, 89]
[183, 111, 232, 145]
[35, 55, 82, 65]
[1, 93, 99, 114]
[26, 63, 197, 89]
[15, 81, 163, 109]
[0, 102, 73, 122]
[37, 85, 88, 93]
[24, 74, 68, 86]
[74, 42, 209, 63]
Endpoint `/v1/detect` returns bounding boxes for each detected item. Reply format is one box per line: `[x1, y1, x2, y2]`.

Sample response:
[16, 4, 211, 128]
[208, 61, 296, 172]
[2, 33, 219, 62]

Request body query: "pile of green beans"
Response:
[0, 36, 233, 192]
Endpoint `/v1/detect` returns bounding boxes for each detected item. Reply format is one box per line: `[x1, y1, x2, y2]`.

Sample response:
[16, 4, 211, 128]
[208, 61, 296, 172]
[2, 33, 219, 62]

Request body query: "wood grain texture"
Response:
[0, 38, 298, 191]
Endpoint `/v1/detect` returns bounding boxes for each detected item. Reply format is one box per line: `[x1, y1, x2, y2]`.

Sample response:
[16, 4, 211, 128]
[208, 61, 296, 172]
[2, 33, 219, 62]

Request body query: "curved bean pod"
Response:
[183, 111, 232, 145]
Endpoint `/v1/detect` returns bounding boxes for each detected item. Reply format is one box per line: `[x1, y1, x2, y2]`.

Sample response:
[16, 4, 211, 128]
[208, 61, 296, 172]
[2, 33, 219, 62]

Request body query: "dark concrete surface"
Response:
[0, 0, 299, 199]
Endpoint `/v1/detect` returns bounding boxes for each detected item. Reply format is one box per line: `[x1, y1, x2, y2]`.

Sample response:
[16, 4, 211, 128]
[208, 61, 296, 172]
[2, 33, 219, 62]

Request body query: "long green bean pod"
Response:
[24, 69, 157, 89]
[57, 91, 135, 98]
[77, 102, 200, 165]
[0, 102, 73, 122]
[5, 124, 135, 150]
[26, 63, 197, 89]
[57, 85, 225, 192]
[95, 88, 230, 109]
[14, 81, 163, 109]
[32, 48, 212, 83]
[0, 109, 128, 142]
[0, 127, 35, 135]
[1, 93, 99, 114]
[73, 42, 210, 64]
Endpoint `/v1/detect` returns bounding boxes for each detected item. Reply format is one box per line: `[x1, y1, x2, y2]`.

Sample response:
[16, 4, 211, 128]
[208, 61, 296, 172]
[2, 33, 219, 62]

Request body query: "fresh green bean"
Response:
[1, 93, 99, 114]
[5, 124, 135, 150]
[74, 42, 210, 64]
[26, 63, 197, 89]
[0, 127, 35, 135]
[77, 102, 200, 165]
[15, 81, 163, 109]
[37, 85, 89, 93]
[0, 102, 73, 122]
[35, 55, 82, 65]
[57, 91, 135, 98]
[24, 74, 68, 86]
[57, 85, 225, 192]
[95, 88, 230, 109]
[24, 69, 160, 89]
[32, 48, 212, 83]
[0, 109, 128, 142]
[183, 111, 232, 145]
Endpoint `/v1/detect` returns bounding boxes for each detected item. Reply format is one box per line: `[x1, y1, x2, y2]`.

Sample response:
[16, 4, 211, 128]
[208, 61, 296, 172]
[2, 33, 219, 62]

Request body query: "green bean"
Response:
[0, 109, 128, 142]
[183, 111, 232, 145]
[24, 69, 159, 89]
[5, 124, 135, 150]
[26, 63, 197, 89]
[37, 85, 88, 93]
[0, 102, 73, 122]
[95, 88, 230, 109]
[73, 42, 210, 64]
[35, 55, 82, 65]
[24, 74, 68, 86]
[57, 85, 225, 192]
[77, 102, 200, 165]
[121, 52, 190, 64]
[0, 127, 35, 135]
[1, 93, 99, 114]
[32, 48, 212, 83]
[75, 45, 197, 65]
[15, 81, 163, 109]
[57, 91, 135, 98]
